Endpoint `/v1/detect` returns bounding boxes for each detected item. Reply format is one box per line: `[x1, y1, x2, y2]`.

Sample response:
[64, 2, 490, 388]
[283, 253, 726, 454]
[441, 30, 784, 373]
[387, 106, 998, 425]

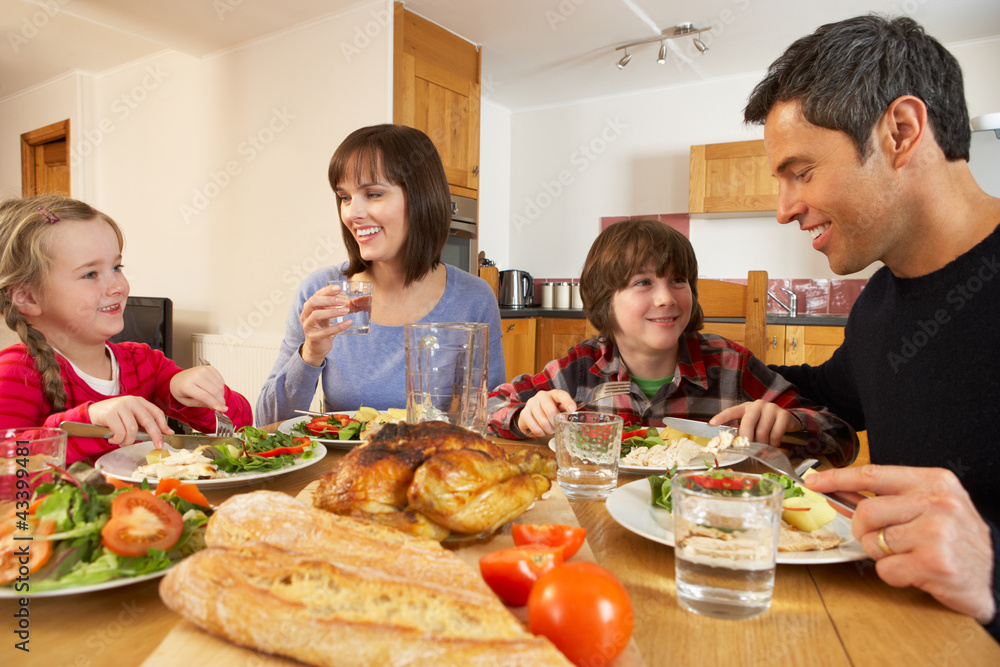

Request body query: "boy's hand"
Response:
[517, 389, 575, 437]
[710, 400, 801, 447]
[170, 365, 227, 412]
[87, 396, 173, 447]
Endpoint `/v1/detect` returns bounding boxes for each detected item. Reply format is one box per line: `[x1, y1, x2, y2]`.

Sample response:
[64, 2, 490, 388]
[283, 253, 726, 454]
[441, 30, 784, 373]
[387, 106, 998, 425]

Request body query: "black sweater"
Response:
[773, 223, 1000, 641]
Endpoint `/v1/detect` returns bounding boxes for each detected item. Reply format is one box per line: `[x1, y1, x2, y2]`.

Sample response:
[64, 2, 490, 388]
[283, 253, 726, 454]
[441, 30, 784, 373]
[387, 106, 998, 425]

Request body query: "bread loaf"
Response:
[160, 491, 571, 666]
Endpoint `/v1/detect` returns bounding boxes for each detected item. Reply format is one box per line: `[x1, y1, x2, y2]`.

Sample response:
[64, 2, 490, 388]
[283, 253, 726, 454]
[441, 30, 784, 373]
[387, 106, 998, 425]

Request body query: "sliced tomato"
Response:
[512, 524, 587, 560]
[623, 426, 647, 439]
[479, 545, 564, 606]
[0, 515, 56, 584]
[154, 478, 211, 507]
[100, 490, 183, 557]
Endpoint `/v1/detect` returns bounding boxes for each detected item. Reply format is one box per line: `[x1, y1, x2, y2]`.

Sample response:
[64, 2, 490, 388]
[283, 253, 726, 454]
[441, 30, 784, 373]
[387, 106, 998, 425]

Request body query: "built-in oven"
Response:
[441, 194, 477, 273]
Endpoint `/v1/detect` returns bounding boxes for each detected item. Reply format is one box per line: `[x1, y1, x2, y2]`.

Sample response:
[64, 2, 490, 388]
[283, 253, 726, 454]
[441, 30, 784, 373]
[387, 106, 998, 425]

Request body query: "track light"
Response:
[614, 22, 711, 68]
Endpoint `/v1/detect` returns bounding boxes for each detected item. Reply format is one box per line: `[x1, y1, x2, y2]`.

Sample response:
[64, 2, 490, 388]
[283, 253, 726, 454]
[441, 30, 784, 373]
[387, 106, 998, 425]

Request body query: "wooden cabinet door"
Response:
[783, 325, 845, 366]
[689, 140, 778, 213]
[765, 324, 786, 365]
[393, 4, 480, 193]
[535, 318, 597, 374]
[500, 318, 536, 381]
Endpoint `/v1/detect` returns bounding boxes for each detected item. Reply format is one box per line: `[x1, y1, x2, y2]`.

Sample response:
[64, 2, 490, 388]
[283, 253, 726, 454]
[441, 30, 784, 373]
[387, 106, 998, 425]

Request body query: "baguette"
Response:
[160, 491, 571, 667]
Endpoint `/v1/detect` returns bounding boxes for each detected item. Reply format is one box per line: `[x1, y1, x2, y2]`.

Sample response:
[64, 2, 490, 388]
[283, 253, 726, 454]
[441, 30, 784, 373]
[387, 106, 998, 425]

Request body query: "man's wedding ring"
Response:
[876, 527, 895, 556]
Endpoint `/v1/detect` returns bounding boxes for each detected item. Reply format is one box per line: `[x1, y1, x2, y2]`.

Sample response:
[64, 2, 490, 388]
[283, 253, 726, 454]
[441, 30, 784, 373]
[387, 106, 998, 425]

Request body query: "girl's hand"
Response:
[88, 396, 173, 447]
[300, 283, 354, 366]
[516, 389, 576, 437]
[170, 365, 227, 412]
[709, 400, 802, 447]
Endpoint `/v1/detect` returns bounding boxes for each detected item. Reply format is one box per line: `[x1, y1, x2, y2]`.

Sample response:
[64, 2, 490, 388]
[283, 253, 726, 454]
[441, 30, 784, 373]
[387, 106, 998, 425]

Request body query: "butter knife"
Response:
[59, 421, 242, 451]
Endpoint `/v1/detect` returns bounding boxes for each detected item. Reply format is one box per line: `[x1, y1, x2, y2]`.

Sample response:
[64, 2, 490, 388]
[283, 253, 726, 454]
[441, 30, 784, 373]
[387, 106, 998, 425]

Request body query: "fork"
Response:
[198, 356, 234, 437]
[576, 381, 631, 410]
[728, 440, 857, 516]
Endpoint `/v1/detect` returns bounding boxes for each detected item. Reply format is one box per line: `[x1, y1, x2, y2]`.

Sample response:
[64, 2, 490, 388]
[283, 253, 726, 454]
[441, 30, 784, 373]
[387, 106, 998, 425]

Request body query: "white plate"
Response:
[0, 567, 169, 599]
[96, 440, 327, 489]
[605, 478, 867, 565]
[547, 440, 749, 474]
[277, 417, 363, 449]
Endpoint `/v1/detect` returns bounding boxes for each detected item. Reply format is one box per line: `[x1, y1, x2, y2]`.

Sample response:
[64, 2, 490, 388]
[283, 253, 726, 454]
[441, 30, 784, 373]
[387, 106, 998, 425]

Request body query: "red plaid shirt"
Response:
[487, 333, 857, 466]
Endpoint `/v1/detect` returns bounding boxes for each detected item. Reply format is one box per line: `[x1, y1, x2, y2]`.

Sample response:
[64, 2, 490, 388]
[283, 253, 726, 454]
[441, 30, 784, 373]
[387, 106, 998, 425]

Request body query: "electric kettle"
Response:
[498, 270, 534, 308]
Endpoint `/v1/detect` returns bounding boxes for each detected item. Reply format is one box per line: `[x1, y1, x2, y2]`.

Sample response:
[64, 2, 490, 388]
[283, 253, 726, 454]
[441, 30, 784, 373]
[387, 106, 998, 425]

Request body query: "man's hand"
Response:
[806, 464, 996, 624]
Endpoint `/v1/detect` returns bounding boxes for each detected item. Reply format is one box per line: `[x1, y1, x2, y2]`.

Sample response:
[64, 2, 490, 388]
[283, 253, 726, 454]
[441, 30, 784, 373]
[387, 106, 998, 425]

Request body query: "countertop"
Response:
[499, 307, 849, 327]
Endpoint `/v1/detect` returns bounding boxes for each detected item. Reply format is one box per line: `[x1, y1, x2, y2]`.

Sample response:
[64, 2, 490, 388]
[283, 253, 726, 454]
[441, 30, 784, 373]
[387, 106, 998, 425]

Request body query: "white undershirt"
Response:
[54, 344, 121, 395]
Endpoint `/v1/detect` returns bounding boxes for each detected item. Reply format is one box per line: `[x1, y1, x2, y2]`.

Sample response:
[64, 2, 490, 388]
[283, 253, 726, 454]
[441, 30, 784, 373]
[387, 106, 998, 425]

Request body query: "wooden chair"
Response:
[696, 271, 768, 360]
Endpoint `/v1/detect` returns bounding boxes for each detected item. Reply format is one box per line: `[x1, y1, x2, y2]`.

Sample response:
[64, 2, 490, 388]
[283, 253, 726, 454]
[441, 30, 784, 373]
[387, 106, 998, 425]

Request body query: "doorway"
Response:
[21, 119, 70, 196]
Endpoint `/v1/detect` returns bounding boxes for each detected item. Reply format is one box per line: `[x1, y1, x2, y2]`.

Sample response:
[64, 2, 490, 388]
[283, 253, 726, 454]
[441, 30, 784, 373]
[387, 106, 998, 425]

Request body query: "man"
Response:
[734, 14, 999, 638]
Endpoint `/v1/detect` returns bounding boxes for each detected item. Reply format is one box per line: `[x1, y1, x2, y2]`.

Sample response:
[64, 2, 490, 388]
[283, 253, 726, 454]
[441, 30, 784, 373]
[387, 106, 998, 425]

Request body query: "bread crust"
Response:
[161, 491, 572, 667]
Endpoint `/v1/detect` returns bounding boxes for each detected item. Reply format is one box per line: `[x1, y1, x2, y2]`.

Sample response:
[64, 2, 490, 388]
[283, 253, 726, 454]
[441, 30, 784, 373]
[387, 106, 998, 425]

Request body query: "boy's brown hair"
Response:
[580, 218, 704, 342]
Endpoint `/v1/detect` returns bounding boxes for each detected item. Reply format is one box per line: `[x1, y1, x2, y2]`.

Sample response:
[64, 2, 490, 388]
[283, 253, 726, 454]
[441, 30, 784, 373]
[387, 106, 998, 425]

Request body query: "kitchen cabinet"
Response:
[535, 317, 598, 375]
[393, 3, 480, 196]
[500, 318, 537, 381]
[689, 139, 778, 213]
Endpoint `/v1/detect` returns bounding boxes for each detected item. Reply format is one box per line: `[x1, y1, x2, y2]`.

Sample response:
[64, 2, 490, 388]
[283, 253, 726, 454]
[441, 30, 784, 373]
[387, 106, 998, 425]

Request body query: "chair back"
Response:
[696, 271, 767, 359]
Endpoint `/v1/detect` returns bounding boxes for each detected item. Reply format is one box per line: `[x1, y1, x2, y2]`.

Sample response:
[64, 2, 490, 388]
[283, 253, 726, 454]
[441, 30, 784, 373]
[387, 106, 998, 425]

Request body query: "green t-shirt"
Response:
[631, 375, 674, 401]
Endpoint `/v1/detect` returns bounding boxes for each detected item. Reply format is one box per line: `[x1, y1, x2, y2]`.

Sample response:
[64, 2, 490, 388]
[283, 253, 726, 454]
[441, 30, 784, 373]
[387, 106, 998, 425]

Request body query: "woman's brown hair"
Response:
[580, 218, 704, 342]
[0, 194, 124, 411]
[327, 124, 450, 286]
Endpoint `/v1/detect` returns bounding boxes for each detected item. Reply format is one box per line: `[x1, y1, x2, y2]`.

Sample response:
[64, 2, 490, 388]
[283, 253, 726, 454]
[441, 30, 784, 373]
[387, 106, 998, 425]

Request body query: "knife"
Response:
[59, 421, 243, 451]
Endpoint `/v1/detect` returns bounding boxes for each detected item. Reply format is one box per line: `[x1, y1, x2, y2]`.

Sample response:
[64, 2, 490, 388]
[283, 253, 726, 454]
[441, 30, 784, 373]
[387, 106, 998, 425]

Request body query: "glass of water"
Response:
[671, 470, 783, 619]
[327, 280, 373, 334]
[553, 412, 623, 500]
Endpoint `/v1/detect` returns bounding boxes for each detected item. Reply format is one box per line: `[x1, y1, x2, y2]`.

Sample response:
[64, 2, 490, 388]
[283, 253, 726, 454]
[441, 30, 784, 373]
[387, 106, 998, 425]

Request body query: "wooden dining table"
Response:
[3, 434, 999, 667]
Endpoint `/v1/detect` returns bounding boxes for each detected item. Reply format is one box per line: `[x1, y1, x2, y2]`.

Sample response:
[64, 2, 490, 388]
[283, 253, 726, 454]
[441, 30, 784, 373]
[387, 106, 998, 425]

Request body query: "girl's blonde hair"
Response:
[0, 194, 124, 411]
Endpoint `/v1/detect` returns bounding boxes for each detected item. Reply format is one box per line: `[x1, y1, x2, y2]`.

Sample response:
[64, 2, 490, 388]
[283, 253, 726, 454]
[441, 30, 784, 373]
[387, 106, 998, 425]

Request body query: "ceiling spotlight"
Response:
[693, 37, 709, 53]
[617, 49, 632, 69]
[657, 41, 667, 64]
[614, 22, 711, 69]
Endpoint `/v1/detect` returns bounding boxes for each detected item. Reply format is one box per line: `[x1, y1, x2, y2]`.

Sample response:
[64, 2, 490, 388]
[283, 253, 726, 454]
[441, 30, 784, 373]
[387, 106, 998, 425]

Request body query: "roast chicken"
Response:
[313, 421, 556, 540]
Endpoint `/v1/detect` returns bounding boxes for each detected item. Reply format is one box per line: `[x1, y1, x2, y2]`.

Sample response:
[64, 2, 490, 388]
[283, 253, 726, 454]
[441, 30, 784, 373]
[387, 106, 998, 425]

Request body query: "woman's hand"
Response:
[516, 389, 576, 437]
[170, 365, 227, 411]
[300, 283, 354, 366]
[87, 396, 174, 447]
[709, 400, 802, 447]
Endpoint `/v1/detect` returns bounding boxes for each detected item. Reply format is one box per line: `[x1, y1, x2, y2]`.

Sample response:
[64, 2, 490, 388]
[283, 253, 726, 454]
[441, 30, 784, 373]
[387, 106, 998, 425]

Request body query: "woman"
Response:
[256, 124, 505, 424]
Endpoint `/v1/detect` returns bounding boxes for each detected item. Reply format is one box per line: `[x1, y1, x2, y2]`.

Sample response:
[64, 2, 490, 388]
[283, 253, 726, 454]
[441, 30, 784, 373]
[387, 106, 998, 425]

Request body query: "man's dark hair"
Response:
[744, 14, 970, 162]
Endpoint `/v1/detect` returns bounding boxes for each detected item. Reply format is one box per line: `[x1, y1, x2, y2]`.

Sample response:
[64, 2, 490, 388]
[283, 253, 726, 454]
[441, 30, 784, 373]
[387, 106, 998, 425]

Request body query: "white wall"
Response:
[488, 37, 1000, 283]
[0, 2, 393, 367]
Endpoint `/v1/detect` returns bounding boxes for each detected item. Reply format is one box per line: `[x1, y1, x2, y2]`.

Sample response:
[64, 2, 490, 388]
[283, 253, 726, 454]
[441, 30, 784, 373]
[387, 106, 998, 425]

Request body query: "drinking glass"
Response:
[671, 470, 783, 619]
[553, 412, 623, 500]
[327, 280, 373, 334]
[0, 427, 67, 516]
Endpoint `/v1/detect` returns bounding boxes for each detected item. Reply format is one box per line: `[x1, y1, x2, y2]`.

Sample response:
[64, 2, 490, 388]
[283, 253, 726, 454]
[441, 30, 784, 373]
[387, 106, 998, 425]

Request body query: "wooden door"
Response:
[500, 318, 536, 381]
[21, 120, 70, 196]
[535, 318, 597, 374]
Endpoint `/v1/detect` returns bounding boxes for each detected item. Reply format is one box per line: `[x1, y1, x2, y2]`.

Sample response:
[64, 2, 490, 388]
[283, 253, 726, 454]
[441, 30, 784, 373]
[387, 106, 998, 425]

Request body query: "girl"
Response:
[256, 124, 504, 422]
[487, 218, 858, 466]
[0, 194, 251, 464]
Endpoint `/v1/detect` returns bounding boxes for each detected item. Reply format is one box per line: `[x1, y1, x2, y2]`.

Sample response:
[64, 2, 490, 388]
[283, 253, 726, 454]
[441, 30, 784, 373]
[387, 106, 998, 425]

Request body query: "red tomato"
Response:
[512, 524, 587, 559]
[0, 515, 56, 584]
[479, 545, 564, 606]
[528, 562, 634, 667]
[623, 426, 647, 439]
[100, 490, 184, 557]
[686, 474, 755, 491]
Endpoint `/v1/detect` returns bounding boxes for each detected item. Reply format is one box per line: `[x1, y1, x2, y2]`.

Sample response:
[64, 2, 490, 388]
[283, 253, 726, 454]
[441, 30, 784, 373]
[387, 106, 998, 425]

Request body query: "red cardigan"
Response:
[0, 341, 251, 463]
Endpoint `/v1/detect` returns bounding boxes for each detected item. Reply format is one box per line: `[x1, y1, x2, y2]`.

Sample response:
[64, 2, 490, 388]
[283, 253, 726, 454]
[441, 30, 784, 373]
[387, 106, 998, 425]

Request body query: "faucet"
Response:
[767, 287, 798, 316]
